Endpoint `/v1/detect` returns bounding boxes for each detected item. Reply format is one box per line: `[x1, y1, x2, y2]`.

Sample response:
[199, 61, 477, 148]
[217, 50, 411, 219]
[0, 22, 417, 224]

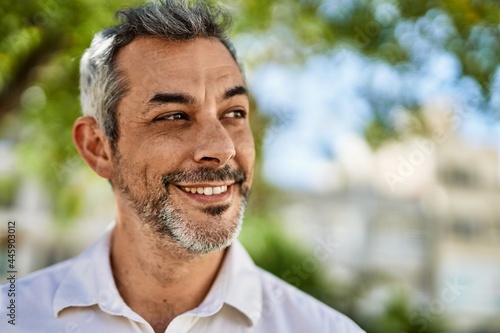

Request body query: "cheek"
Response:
[118, 126, 188, 167]
[111, 149, 143, 185]
[111, 141, 155, 187]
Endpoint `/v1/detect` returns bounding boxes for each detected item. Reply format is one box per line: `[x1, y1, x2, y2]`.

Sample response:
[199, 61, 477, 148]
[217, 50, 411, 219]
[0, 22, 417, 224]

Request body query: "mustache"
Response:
[162, 165, 247, 186]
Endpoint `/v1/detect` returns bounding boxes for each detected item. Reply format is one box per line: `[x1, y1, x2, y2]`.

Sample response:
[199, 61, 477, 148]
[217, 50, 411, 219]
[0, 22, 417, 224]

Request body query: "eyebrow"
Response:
[146, 85, 248, 109]
[148, 92, 195, 105]
[223, 85, 248, 100]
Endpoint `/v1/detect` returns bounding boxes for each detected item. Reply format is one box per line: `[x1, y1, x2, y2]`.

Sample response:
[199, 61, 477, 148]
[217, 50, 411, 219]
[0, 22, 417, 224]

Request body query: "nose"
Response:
[192, 121, 236, 167]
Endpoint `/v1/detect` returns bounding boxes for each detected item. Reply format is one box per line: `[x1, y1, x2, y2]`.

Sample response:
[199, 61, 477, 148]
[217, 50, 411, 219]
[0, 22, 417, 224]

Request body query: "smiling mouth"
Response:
[178, 185, 229, 196]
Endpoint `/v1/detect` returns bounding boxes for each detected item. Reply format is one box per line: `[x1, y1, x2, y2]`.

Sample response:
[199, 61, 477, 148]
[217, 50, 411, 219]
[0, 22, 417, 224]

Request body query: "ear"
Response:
[72, 116, 114, 179]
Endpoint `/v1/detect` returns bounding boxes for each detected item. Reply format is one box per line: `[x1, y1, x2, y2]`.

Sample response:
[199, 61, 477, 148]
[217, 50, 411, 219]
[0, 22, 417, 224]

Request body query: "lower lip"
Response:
[175, 185, 233, 204]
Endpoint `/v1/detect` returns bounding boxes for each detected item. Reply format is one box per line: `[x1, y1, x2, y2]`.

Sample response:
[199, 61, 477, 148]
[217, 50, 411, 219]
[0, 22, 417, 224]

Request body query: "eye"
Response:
[223, 110, 247, 119]
[154, 112, 188, 122]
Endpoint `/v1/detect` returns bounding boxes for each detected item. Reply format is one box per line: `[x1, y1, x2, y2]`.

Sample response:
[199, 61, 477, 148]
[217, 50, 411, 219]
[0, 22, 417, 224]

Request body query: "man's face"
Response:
[111, 37, 255, 253]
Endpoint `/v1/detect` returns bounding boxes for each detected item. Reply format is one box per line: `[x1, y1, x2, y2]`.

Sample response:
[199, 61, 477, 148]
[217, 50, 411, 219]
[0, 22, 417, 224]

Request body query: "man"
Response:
[1, 1, 365, 332]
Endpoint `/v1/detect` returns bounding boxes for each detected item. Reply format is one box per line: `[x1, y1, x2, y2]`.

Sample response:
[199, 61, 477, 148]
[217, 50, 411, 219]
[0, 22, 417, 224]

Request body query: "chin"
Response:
[151, 199, 247, 254]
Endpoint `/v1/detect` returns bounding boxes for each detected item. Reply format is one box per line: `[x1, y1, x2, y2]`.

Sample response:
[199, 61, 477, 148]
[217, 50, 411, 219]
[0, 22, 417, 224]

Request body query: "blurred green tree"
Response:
[358, 291, 448, 333]
[227, 0, 499, 147]
[1, 0, 498, 221]
[1, 0, 142, 224]
[2, 1, 494, 331]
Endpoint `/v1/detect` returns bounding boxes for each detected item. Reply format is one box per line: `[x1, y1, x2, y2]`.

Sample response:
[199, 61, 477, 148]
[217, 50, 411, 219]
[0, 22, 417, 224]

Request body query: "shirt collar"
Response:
[53, 223, 262, 326]
[53, 222, 143, 321]
[189, 240, 263, 326]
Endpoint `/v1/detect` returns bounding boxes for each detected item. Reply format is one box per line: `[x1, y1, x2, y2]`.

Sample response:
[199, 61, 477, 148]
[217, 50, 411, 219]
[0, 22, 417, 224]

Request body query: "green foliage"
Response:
[1, 0, 498, 220]
[0, 174, 20, 208]
[1, 1, 491, 331]
[228, 0, 499, 89]
[224, 0, 499, 148]
[0, 0, 140, 224]
[364, 115, 397, 150]
[359, 291, 448, 333]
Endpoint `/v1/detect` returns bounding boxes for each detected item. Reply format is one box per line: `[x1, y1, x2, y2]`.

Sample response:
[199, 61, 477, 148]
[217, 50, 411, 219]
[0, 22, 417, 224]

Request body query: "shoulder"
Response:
[255, 268, 365, 333]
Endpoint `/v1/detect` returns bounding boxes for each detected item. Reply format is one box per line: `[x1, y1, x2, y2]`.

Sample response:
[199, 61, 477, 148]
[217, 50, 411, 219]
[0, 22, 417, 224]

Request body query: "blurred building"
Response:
[279, 104, 500, 332]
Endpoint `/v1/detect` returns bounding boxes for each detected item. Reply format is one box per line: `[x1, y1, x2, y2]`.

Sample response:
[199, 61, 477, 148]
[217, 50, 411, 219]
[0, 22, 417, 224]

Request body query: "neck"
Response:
[110, 210, 225, 332]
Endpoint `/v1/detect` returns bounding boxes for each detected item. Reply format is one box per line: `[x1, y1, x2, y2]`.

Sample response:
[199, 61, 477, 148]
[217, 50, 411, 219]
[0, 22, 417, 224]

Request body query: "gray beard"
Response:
[113, 164, 250, 253]
[150, 196, 248, 253]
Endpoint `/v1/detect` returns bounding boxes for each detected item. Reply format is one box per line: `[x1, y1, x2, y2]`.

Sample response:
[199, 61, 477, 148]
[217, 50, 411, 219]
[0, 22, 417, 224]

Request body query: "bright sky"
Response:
[238, 9, 500, 191]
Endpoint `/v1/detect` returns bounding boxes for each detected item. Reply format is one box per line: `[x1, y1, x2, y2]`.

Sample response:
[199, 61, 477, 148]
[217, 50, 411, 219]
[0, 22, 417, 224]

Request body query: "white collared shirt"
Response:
[1, 224, 365, 333]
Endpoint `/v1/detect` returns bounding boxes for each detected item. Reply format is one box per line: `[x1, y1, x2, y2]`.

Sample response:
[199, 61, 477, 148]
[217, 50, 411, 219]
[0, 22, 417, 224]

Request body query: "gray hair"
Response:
[79, 0, 239, 145]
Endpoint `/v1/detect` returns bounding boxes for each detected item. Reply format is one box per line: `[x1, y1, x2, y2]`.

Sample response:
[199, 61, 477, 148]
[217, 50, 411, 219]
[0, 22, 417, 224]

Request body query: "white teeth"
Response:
[182, 185, 229, 195]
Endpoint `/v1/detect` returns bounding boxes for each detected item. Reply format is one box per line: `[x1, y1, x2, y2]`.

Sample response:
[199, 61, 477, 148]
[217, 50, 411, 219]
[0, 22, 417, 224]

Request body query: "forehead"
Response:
[115, 36, 243, 93]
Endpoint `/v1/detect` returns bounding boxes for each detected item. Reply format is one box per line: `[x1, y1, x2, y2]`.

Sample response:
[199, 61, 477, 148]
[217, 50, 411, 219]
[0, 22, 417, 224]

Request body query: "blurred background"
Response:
[0, 0, 499, 332]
